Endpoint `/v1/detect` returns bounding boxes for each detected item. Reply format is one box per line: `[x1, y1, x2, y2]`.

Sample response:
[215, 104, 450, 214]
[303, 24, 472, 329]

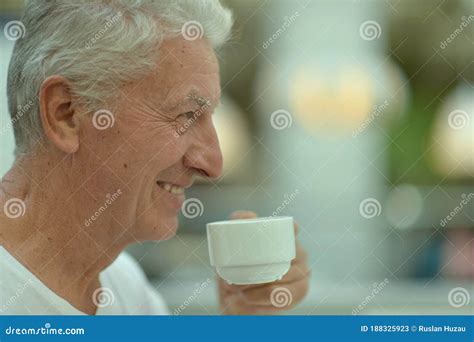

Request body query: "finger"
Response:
[219, 293, 280, 315]
[221, 296, 289, 315]
[229, 210, 258, 220]
[291, 240, 308, 265]
[293, 221, 299, 235]
[240, 276, 309, 307]
[281, 258, 310, 284]
[218, 274, 274, 295]
[219, 290, 275, 315]
[220, 289, 297, 315]
[218, 258, 308, 294]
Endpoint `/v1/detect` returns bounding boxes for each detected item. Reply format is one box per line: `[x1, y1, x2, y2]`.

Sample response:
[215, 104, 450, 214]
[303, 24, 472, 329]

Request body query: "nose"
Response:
[183, 116, 223, 179]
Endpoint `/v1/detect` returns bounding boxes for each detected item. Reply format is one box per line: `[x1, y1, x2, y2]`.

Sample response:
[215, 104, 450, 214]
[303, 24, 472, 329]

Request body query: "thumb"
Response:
[229, 210, 258, 220]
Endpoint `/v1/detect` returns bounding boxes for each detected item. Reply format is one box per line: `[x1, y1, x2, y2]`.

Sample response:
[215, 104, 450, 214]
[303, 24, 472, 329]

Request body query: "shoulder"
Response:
[0, 246, 81, 315]
[0, 246, 35, 294]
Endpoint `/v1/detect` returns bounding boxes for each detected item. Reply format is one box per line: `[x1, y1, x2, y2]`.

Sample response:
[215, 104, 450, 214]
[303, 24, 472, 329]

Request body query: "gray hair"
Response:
[7, 0, 233, 156]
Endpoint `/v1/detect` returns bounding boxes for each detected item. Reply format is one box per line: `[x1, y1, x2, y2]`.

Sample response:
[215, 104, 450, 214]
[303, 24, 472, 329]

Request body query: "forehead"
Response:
[138, 37, 221, 108]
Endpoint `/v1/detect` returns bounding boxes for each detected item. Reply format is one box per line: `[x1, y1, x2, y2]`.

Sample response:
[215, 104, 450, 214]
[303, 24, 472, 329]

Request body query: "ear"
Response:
[39, 76, 80, 154]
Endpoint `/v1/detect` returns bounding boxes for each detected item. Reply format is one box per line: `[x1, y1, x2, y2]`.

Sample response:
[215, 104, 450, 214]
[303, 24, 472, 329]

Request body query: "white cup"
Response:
[207, 216, 295, 285]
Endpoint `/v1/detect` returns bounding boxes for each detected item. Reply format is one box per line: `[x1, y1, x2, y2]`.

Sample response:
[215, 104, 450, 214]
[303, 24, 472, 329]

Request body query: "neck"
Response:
[0, 149, 130, 314]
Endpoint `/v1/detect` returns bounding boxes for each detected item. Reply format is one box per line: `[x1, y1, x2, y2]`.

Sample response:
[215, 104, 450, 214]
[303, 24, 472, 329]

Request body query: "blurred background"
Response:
[1, 0, 473, 314]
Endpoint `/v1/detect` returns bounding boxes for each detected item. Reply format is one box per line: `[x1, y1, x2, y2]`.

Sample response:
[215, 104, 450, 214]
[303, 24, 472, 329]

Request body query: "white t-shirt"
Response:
[0, 247, 169, 315]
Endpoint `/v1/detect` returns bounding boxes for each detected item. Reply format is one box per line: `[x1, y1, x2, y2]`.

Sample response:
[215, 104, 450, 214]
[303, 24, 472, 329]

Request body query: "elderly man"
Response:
[0, 0, 309, 315]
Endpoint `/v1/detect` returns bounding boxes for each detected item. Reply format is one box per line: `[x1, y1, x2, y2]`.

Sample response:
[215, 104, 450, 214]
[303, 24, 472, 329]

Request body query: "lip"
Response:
[157, 180, 194, 189]
[154, 183, 186, 211]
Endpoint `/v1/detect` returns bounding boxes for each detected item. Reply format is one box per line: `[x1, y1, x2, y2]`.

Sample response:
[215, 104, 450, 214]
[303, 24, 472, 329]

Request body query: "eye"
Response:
[174, 111, 198, 136]
[181, 111, 196, 121]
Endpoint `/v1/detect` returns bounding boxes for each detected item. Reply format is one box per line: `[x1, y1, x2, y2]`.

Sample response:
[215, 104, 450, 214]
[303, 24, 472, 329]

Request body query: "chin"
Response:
[135, 214, 179, 242]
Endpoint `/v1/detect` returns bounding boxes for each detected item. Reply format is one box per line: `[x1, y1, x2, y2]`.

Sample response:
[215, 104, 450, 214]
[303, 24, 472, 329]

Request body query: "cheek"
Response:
[158, 216, 179, 240]
[110, 130, 189, 187]
[133, 206, 179, 241]
[83, 108, 189, 182]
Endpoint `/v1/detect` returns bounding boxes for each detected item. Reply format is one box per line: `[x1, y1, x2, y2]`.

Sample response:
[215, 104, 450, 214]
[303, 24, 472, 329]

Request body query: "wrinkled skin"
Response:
[0, 37, 309, 315]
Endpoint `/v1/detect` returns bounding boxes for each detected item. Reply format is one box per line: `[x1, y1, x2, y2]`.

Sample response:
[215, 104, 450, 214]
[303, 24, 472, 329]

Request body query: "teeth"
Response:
[170, 185, 184, 194]
[157, 182, 184, 195]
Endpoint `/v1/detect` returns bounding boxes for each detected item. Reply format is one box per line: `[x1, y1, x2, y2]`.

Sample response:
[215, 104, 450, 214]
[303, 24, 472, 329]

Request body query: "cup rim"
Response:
[207, 215, 292, 226]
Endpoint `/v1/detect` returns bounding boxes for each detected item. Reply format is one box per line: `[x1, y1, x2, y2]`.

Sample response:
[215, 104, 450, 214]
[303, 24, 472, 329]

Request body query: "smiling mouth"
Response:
[156, 181, 185, 195]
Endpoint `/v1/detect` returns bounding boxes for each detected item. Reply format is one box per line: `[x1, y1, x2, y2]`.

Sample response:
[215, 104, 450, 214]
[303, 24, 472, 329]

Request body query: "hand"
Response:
[217, 211, 310, 314]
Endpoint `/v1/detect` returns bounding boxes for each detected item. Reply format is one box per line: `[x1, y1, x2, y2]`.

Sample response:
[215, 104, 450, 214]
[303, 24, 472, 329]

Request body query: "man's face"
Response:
[79, 37, 223, 242]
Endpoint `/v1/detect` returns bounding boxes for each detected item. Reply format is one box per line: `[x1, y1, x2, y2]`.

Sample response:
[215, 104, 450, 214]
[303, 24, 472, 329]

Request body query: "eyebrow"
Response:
[163, 91, 220, 114]
[186, 93, 212, 108]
